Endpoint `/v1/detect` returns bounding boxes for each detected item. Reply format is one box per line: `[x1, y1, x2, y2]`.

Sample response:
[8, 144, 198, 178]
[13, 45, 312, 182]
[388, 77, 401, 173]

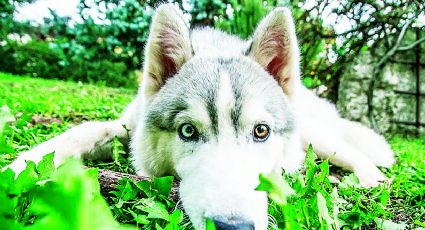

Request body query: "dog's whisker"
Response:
[267, 214, 278, 230]
[180, 215, 193, 229]
[171, 200, 194, 229]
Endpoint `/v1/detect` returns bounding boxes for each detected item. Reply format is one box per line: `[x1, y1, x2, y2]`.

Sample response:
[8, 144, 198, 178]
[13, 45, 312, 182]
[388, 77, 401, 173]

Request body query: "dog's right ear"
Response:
[248, 7, 301, 98]
[142, 4, 192, 98]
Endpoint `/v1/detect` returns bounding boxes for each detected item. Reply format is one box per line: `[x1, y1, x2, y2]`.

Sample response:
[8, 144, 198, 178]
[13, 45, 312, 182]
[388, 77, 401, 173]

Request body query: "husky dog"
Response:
[5, 4, 395, 230]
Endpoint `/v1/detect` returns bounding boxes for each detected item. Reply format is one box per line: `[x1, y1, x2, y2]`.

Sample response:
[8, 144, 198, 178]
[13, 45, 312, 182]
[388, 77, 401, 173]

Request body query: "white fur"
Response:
[216, 71, 235, 136]
[4, 5, 395, 230]
[293, 86, 395, 187]
[6, 100, 137, 174]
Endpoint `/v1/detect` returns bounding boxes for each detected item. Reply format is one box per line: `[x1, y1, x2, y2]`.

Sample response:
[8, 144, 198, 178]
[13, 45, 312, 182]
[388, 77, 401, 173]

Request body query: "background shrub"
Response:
[1, 0, 423, 94]
[0, 40, 136, 88]
[0, 40, 64, 78]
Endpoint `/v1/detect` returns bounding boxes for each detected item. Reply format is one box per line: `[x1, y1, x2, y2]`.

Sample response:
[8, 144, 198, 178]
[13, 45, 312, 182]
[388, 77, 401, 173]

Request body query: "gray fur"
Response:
[144, 53, 294, 155]
[128, 7, 306, 228]
[190, 28, 251, 56]
[9, 5, 394, 230]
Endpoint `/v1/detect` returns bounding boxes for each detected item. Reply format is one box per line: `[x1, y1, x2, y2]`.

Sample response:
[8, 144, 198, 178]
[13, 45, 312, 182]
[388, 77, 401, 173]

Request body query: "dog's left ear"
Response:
[248, 7, 300, 97]
[142, 4, 192, 98]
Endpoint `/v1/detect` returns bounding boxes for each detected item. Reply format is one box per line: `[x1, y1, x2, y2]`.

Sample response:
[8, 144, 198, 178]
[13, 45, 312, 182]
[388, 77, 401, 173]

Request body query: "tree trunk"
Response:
[93, 167, 180, 202]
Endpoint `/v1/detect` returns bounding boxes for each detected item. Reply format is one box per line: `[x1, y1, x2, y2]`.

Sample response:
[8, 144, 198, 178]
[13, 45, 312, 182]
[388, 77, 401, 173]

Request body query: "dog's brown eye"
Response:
[253, 124, 270, 142]
[179, 123, 197, 140]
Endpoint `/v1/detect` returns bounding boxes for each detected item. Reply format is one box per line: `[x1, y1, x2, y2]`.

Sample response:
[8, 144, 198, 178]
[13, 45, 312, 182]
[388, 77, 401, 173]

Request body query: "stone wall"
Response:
[337, 50, 376, 126]
[336, 31, 425, 136]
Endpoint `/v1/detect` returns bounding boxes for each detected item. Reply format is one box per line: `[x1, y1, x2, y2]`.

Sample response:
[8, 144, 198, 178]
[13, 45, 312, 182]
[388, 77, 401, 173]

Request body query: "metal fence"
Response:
[391, 29, 424, 136]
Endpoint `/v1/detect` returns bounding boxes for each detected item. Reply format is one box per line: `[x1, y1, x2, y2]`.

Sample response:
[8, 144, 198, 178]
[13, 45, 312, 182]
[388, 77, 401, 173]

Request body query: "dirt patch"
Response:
[11, 111, 90, 127]
[31, 116, 64, 125]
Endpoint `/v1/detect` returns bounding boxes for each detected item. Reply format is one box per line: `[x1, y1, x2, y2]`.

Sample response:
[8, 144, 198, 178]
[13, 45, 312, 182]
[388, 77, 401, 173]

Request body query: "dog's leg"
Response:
[5, 100, 137, 175]
[340, 119, 395, 167]
[300, 120, 387, 187]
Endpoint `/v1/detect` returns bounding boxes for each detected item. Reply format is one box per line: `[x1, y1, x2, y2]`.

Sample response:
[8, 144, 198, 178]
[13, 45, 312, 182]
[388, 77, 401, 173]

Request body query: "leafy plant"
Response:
[0, 153, 134, 230]
[1, 73, 424, 229]
[109, 176, 185, 229]
[257, 146, 336, 229]
[257, 145, 395, 230]
[0, 72, 136, 166]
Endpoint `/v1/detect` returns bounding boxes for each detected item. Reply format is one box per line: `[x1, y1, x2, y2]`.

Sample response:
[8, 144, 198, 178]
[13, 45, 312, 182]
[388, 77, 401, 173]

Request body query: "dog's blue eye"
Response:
[253, 124, 270, 142]
[179, 123, 197, 140]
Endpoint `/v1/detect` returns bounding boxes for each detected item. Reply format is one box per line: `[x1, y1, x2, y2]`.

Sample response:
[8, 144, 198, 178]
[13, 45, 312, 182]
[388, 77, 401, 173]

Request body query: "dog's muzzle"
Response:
[212, 216, 255, 230]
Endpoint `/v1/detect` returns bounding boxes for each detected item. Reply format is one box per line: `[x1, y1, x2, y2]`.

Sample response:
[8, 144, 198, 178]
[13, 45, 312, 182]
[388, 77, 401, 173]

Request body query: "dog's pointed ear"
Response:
[143, 4, 192, 98]
[248, 7, 300, 97]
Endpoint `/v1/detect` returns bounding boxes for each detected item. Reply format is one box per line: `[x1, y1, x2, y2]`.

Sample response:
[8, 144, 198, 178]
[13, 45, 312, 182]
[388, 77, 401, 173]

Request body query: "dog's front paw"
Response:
[3, 147, 56, 176]
[354, 164, 387, 188]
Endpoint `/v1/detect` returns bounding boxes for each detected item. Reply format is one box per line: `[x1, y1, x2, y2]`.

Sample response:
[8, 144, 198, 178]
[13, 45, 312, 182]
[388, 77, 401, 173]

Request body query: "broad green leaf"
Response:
[84, 167, 100, 195]
[255, 173, 295, 206]
[206, 219, 217, 230]
[15, 161, 38, 193]
[112, 178, 138, 202]
[377, 218, 408, 230]
[169, 209, 184, 224]
[290, 172, 306, 193]
[163, 209, 184, 230]
[295, 199, 310, 228]
[140, 198, 169, 221]
[339, 173, 361, 189]
[317, 191, 334, 229]
[0, 168, 22, 230]
[128, 209, 149, 225]
[135, 179, 154, 198]
[414, 220, 425, 227]
[36, 152, 55, 181]
[0, 167, 16, 189]
[377, 187, 390, 206]
[331, 188, 348, 229]
[317, 160, 330, 183]
[304, 145, 318, 183]
[155, 223, 164, 230]
[152, 176, 174, 197]
[29, 158, 134, 230]
[0, 217, 23, 230]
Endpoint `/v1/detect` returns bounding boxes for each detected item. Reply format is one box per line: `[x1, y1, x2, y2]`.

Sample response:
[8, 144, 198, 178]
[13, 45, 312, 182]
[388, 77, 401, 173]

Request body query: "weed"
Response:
[1, 73, 424, 229]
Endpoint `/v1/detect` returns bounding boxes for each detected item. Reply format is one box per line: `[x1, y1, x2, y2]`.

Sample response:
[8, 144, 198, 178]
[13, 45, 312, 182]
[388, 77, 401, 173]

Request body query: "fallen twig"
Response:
[89, 167, 180, 202]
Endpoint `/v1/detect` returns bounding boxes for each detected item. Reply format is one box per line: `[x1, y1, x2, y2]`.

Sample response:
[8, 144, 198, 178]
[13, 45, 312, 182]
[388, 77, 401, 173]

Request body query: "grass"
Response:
[0, 72, 424, 229]
[0, 72, 135, 120]
[0, 72, 136, 164]
[387, 137, 425, 227]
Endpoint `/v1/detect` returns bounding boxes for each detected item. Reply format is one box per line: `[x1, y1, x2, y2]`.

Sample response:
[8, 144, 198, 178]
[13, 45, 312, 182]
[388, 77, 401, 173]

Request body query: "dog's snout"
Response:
[212, 217, 255, 230]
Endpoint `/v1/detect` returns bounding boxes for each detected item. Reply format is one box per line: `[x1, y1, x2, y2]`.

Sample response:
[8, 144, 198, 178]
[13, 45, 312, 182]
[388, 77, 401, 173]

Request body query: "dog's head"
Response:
[135, 5, 304, 230]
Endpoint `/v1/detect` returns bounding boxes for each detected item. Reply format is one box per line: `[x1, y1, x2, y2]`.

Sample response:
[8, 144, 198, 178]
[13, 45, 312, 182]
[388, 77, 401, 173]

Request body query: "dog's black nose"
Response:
[212, 217, 255, 230]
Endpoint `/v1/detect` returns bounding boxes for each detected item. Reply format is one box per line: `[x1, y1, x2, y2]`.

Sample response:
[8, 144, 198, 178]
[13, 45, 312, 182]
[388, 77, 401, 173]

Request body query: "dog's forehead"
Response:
[190, 28, 251, 57]
[147, 56, 292, 136]
[177, 56, 281, 102]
